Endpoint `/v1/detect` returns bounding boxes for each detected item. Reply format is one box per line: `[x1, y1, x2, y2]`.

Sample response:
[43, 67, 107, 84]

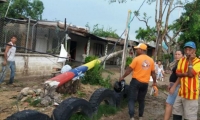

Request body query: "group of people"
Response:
[120, 41, 200, 120]
[1, 35, 200, 120]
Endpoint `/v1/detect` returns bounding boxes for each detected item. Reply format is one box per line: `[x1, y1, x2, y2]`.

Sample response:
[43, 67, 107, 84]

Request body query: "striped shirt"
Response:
[176, 57, 200, 100]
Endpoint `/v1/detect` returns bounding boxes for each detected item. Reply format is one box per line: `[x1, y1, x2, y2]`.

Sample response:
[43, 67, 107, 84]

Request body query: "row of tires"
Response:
[6, 85, 129, 120]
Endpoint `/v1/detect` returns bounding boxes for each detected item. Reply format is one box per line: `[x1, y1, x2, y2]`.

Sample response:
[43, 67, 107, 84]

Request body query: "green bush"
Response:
[126, 57, 133, 68]
[82, 56, 112, 88]
[84, 56, 98, 63]
[82, 63, 111, 88]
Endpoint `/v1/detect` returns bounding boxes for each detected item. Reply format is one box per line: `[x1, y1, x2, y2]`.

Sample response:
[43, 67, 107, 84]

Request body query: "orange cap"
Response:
[134, 43, 147, 50]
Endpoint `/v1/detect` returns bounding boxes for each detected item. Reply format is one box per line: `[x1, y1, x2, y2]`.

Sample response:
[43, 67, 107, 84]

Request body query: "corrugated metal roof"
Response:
[3, 17, 155, 48]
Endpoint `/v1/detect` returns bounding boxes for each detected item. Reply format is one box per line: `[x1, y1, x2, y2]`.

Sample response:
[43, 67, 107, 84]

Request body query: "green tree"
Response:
[108, 0, 188, 60]
[129, 0, 190, 69]
[86, 23, 119, 39]
[135, 27, 157, 42]
[0, 0, 44, 20]
[177, 0, 200, 56]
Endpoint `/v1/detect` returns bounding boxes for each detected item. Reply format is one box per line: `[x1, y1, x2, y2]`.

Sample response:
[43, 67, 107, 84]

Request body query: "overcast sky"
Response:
[42, 0, 183, 40]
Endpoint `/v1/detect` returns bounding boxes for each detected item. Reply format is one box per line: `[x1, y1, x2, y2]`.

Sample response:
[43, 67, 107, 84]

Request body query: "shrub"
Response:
[126, 57, 132, 68]
[84, 55, 98, 63]
[82, 56, 112, 88]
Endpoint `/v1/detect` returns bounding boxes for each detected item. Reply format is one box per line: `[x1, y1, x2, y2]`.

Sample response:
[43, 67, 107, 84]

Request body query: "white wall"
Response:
[75, 40, 87, 62]
[68, 35, 88, 62]
[0, 53, 62, 79]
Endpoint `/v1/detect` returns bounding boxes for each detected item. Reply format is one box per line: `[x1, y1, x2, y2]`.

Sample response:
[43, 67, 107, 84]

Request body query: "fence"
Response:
[0, 17, 66, 53]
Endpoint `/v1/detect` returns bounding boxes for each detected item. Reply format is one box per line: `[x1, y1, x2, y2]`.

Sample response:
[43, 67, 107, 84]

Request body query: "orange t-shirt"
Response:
[129, 54, 155, 83]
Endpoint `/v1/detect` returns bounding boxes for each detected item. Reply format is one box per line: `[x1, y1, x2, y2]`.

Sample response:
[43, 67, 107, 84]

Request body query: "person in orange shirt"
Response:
[119, 43, 157, 120]
[170, 41, 200, 120]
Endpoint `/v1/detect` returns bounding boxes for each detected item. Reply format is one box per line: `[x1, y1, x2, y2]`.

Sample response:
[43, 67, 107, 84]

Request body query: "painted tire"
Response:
[6, 110, 51, 120]
[89, 88, 116, 113]
[52, 97, 93, 120]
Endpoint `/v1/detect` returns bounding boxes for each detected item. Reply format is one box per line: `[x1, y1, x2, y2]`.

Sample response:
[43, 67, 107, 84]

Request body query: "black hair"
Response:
[10, 35, 17, 39]
[176, 50, 184, 55]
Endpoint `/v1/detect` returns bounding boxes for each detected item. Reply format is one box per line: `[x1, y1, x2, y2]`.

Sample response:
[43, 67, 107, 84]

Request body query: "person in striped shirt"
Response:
[169, 41, 200, 120]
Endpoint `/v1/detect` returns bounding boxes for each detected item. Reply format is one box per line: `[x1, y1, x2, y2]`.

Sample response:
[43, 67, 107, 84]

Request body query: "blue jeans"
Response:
[128, 78, 148, 118]
[166, 84, 180, 105]
[0, 61, 15, 84]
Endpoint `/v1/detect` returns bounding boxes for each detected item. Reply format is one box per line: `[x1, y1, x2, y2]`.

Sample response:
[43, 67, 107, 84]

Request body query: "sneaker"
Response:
[130, 118, 134, 120]
[139, 117, 143, 120]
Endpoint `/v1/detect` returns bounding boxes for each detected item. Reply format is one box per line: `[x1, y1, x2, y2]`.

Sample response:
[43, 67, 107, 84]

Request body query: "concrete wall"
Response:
[0, 53, 62, 80]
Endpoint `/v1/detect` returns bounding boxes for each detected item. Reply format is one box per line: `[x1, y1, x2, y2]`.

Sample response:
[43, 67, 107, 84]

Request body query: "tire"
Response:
[52, 97, 93, 120]
[89, 88, 116, 113]
[114, 85, 129, 107]
[113, 91, 123, 107]
[6, 110, 51, 120]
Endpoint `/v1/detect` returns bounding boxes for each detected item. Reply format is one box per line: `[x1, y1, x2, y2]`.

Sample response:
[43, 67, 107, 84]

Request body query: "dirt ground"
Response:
[0, 65, 200, 120]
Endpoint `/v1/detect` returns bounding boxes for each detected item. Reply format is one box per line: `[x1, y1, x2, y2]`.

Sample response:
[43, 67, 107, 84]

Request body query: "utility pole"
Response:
[120, 10, 131, 77]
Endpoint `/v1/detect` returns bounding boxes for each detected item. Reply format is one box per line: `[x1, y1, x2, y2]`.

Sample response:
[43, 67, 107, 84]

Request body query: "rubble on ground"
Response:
[18, 86, 62, 107]
[17, 80, 80, 107]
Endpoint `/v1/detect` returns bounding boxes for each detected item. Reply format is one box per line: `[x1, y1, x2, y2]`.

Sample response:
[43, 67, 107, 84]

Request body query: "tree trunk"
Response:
[155, 32, 163, 61]
[166, 59, 170, 70]
[157, 38, 162, 60]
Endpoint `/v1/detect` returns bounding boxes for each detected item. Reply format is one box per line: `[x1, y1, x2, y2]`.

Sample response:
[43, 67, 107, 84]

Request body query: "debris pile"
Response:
[18, 86, 62, 107]
[17, 80, 81, 107]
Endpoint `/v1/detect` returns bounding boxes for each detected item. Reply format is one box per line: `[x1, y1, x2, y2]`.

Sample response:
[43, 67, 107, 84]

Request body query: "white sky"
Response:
[42, 0, 184, 40]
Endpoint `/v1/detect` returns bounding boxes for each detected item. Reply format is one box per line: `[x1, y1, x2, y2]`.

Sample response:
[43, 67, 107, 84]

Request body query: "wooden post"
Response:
[103, 42, 108, 69]
[86, 38, 90, 57]
[64, 18, 68, 52]
[120, 10, 132, 77]
[0, 18, 4, 52]
[25, 17, 30, 53]
[65, 35, 68, 51]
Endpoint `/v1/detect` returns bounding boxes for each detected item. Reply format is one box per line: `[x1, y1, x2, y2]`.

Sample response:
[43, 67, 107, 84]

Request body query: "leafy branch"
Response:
[86, 23, 119, 39]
